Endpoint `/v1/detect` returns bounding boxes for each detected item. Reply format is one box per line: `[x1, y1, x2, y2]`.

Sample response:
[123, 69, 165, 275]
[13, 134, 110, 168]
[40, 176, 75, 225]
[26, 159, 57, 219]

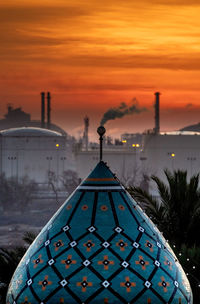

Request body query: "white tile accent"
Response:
[121, 261, 129, 268]
[45, 240, 50, 246]
[48, 259, 55, 266]
[157, 242, 162, 248]
[88, 226, 96, 232]
[154, 260, 160, 267]
[27, 279, 32, 286]
[102, 280, 110, 288]
[83, 260, 91, 267]
[174, 281, 179, 288]
[144, 281, 151, 288]
[70, 241, 77, 247]
[60, 279, 68, 287]
[63, 225, 70, 232]
[132, 242, 139, 248]
[115, 227, 122, 233]
[102, 241, 110, 248]
[138, 226, 145, 233]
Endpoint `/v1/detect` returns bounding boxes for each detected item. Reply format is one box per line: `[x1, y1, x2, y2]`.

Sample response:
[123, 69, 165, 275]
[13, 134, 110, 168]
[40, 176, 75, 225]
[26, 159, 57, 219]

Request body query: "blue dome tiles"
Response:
[7, 161, 193, 304]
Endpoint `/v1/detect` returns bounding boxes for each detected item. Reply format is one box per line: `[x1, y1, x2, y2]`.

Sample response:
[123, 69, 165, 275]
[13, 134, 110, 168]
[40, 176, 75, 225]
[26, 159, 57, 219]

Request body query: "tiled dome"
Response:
[7, 161, 192, 304]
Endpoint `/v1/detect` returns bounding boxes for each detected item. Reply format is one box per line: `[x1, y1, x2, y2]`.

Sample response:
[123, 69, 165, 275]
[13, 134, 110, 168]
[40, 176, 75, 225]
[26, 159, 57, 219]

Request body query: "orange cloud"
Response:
[1, 0, 200, 139]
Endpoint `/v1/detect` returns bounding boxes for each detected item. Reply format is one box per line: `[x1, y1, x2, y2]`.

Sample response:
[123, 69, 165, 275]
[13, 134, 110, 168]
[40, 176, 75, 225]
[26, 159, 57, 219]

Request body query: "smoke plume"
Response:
[100, 98, 147, 125]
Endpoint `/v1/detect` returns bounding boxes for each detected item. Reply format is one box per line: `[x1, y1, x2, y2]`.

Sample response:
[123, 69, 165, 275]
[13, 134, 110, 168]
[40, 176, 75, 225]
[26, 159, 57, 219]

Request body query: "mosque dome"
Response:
[7, 144, 192, 303]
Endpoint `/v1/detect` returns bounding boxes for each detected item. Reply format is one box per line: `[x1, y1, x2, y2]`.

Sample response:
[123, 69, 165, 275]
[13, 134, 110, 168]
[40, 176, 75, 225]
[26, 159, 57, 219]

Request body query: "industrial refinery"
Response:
[0, 92, 75, 188]
[75, 92, 200, 195]
[0, 92, 200, 195]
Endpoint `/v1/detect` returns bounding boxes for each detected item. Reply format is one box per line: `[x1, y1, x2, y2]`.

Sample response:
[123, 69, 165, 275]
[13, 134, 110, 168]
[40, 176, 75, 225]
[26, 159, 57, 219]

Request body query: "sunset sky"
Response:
[1, 0, 200, 140]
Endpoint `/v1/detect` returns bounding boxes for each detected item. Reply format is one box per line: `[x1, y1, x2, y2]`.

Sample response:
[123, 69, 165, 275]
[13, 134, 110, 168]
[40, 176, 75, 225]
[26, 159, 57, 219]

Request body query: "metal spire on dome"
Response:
[97, 125, 106, 161]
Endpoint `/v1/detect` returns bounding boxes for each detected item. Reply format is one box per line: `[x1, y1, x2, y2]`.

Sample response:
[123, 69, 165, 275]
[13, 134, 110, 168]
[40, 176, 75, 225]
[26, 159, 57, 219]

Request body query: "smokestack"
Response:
[83, 116, 89, 151]
[47, 92, 51, 129]
[154, 92, 160, 134]
[41, 92, 45, 128]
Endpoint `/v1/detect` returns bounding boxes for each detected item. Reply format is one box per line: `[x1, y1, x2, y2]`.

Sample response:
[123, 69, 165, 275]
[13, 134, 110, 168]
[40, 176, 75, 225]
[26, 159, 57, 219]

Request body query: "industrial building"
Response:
[0, 127, 72, 185]
[75, 92, 200, 194]
[0, 92, 75, 186]
[0, 92, 67, 135]
[1, 90, 200, 192]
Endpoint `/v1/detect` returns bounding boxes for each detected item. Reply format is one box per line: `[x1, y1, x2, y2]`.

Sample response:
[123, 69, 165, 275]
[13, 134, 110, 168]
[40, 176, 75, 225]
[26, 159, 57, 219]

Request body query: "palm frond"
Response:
[128, 186, 164, 224]
[23, 231, 36, 245]
[151, 175, 170, 209]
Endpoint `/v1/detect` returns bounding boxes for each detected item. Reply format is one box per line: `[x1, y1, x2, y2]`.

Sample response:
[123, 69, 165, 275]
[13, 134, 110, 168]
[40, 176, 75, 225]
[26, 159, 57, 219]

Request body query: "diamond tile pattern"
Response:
[7, 161, 193, 304]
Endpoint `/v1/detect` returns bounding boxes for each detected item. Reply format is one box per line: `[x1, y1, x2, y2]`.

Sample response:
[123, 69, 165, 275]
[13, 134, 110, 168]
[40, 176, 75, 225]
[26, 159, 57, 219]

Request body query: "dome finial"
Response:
[97, 125, 106, 161]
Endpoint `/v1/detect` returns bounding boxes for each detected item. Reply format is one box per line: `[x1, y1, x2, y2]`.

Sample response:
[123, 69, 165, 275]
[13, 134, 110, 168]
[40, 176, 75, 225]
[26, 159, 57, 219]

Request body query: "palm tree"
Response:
[22, 231, 37, 246]
[128, 169, 200, 302]
[0, 232, 36, 304]
[128, 169, 200, 247]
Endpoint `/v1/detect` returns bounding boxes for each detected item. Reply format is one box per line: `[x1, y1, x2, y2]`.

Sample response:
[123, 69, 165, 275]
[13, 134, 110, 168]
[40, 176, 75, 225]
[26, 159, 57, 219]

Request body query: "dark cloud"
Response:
[0, 5, 90, 24]
[60, 54, 200, 71]
[47, 81, 155, 92]
[1, 31, 63, 47]
[185, 103, 194, 108]
[0, 4, 93, 61]
[2, 47, 200, 72]
[103, 0, 200, 7]
[150, 0, 200, 5]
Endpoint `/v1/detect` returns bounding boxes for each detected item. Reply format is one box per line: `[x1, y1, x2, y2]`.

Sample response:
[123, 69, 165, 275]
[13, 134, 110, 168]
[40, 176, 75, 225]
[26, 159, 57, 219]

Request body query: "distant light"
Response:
[132, 144, 136, 147]
[136, 144, 140, 147]
[122, 140, 127, 143]
[56, 144, 60, 147]
[171, 153, 175, 158]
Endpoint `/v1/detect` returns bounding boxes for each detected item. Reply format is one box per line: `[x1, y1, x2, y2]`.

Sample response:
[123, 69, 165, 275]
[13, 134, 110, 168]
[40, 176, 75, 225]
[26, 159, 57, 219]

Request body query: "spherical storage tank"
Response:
[7, 129, 192, 304]
[0, 127, 68, 183]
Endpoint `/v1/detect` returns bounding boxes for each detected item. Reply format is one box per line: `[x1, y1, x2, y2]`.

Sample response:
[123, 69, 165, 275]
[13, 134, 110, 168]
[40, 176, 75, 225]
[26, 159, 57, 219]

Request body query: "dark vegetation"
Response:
[48, 169, 80, 202]
[0, 232, 35, 304]
[128, 169, 200, 302]
[0, 174, 37, 213]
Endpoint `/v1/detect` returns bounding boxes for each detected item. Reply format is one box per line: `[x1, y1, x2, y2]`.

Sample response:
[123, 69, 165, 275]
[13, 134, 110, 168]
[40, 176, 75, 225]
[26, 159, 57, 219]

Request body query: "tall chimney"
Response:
[47, 92, 51, 129]
[83, 116, 89, 151]
[41, 92, 45, 128]
[154, 92, 160, 134]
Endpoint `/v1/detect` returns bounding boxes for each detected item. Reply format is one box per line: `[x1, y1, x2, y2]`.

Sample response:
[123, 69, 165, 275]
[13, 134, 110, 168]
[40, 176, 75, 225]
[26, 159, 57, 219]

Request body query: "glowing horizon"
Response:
[1, 0, 200, 140]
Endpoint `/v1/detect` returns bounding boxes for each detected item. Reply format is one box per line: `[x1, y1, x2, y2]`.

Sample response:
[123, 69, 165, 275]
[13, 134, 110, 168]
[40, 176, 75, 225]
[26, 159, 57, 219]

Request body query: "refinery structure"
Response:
[0, 127, 70, 185]
[0, 92, 200, 194]
[75, 92, 200, 194]
[0, 92, 75, 188]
